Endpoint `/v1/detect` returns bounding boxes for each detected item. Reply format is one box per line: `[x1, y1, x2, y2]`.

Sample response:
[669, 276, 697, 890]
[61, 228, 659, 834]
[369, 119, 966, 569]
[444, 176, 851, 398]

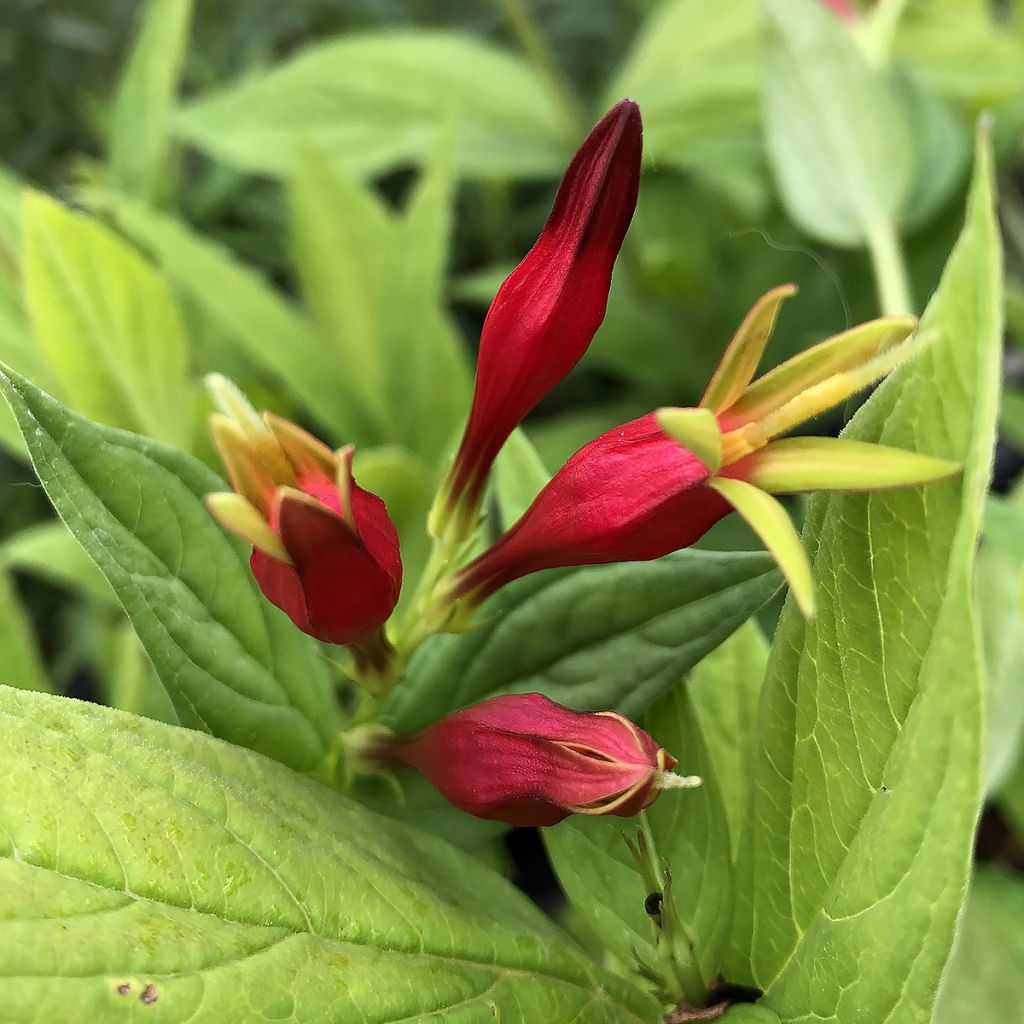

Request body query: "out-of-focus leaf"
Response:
[1002, 383, 1024, 451]
[606, 0, 761, 176]
[896, 0, 1024, 112]
[0, 686, 658, 1024]
[0, 366, 341, 772]
[383, 550, 780, 733]
[762, 0, 913, 247]
[494, 427, 550, 527]
[0, 567, 51, 694]
[176, 32, 569, 180]
[727, 126, 1000, 1021]
[935, 869, 1024, 1022]
[22, 193, 192, 448]
[546, 620, 768, 981]
[0, 521, 114, 605]
[80, 188, 365, 444]
[979, 488, 1024, 793]
[107, 0, 193, 204]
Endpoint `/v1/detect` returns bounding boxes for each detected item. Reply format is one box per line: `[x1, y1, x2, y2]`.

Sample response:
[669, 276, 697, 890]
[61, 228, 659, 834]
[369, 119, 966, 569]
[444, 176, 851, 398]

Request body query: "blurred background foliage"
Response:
[1, 0, 1024, 964]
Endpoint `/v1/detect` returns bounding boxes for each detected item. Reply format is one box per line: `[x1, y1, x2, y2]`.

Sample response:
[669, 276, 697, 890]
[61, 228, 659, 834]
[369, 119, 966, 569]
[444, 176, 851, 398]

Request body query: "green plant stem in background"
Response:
[857, 0, 910, 68]
[865, 216, 914, 316]
[498, 0, 586, 137]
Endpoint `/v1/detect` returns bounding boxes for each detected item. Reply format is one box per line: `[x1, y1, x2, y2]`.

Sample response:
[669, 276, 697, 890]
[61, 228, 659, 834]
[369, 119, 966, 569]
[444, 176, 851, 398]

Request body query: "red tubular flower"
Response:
[204, 377, 401, 677]
[431, 99, 643, 542]
[384, 693, 687, 827]
[442, 286, 960, 618]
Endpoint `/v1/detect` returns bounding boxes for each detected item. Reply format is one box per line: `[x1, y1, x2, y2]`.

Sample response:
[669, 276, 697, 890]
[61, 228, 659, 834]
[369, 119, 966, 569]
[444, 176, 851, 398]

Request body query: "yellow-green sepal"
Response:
[708, 476, 815, 618]
[656, 407, 723, 473]
[739, 437, 961, 493]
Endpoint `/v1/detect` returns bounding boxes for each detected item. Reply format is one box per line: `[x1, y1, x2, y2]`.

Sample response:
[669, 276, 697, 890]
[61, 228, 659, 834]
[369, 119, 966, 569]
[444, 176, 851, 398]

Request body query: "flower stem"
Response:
[865, 216, 914, 317]
[498, 0, 585, 136]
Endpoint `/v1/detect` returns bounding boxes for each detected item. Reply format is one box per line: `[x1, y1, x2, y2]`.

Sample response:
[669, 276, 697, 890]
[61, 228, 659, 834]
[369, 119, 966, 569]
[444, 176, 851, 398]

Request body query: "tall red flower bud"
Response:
[431, 100, 643, 542]
[204, 377, 402, 686]
[383, 693, 690, 827]
[440, 287, 960, 620]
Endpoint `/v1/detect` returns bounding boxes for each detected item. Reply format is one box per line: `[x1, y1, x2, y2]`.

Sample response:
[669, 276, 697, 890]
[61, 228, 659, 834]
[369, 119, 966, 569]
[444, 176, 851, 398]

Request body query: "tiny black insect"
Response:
[644, 892, 663, 916]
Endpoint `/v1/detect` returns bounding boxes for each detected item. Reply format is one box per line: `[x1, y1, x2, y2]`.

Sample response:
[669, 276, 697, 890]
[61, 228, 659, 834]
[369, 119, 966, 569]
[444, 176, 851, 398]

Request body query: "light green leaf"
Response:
[727, 127, 1000, 1021]
[383, 549, 780, 733]
[22, 192, 192, 448]
[606, 0, 761, 175]
[0, 686, 657, 1023]
[494, 427, 551, 527]
[0, 567, 51, 694]
[1002, 383, 1024, 451]
[546, 621, 768, 981]
[1, 520, 115, 605]
[762, 0, 913, 247]
[79, 187, 365, 443]
[934, 869, 1024, 1022]
[107, 0, 193, 204]
[0, 366, 341, 772]
[176, 32, 569, 180]
[979, 488, 1024, 793]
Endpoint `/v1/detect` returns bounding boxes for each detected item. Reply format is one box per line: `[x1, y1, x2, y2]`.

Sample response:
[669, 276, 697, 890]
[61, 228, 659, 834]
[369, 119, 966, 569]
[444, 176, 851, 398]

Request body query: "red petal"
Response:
[447, 100, 643, 510]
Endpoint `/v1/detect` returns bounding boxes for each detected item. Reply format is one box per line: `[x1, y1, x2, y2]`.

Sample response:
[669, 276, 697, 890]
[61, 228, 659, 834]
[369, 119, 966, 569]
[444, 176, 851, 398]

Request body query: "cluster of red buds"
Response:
[206, 101, 956, 827]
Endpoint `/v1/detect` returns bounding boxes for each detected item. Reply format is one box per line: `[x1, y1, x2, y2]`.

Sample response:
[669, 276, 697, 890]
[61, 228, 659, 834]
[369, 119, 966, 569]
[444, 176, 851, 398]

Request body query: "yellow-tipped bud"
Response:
[205, 492, 292, 563]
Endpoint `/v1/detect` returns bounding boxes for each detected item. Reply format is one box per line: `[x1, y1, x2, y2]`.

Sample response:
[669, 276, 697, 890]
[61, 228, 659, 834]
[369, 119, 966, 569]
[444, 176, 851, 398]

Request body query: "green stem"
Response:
[498, 0, 585, 136]
[865, 216, 914, 317]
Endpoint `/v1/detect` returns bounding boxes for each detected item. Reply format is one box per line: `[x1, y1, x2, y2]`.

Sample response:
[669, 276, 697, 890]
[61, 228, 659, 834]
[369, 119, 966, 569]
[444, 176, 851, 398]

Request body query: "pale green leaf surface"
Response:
[382, 550, 780, 733]
[494, 427, 551, 528]
[107, 0, 193, 204]
[606, 0, 761, 174]
[728, 131, 1000, 1022]
[96, 621, 179, 725]
[0, 567, 51, 694]
[0, 686, 657, 1024]
[79, 187, 364, 443]
[762, 0, 913, 247]
[0, 367, 340, 772]
[176, 32, 569, 179]
[1, 520, 115, 605]
[22, 193, 192, 447]
[934, 869, 1024, 1022]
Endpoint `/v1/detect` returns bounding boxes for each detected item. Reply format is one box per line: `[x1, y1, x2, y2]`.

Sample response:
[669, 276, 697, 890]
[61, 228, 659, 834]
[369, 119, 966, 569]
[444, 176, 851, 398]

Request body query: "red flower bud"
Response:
[385, 693, 682, 827]
[448, 413, 728, 604]
[204, 380, 402, 653]
[433, 99, 643, 540]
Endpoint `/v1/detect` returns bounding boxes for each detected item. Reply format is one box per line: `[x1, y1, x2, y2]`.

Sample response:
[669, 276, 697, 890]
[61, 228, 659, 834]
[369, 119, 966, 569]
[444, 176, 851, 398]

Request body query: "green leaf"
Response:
[1001, 383, 1024, 451]
[546, 621, 768, 981]
[727, 127, 1000, 1020]
[1, 520, 115, 605]
[382, 549, 781, 733]
[176, 32, 569, 180]
[107, 0, 193, 204]
[494, 427, 551, 528]
[22, 193, 192, 448]
[762, 0, 913, 247]
[979, 488, 1024, 793]
[0, 686, 657, 1023]
[934, 869, 1024, 1022]
[606, 0, 761, 176]
[96, 621, 178, 725]
[0, 366, 341, 772]
[0, 567, 51, 694]
[79, 188, 364, 443]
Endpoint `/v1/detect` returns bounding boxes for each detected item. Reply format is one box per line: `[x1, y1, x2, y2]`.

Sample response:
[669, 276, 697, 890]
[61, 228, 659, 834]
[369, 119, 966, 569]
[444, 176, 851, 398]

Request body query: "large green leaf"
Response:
[762, 0, 913, 248]
[0, 567, 51, 694]
[107, 0, 193, 204]
[934, 869, 1024, 1022]
[727, 129, 1000, 1020]
[546, 620, 768, 982]
[80, 188, 364, 443]
[22, 193, 192, 448]
[606, 0, 761, 174]
[0, 686, 657, 1024]
[382, 549, 780, 733]
[0, 366, 340, 772]
[176, 32, 569, 180]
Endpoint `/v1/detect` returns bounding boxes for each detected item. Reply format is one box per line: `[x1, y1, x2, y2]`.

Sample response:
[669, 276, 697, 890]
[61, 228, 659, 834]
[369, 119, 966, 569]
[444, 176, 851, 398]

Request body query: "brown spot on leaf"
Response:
[140, 984, 159, 1005]
[115, 983, 131, 996]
